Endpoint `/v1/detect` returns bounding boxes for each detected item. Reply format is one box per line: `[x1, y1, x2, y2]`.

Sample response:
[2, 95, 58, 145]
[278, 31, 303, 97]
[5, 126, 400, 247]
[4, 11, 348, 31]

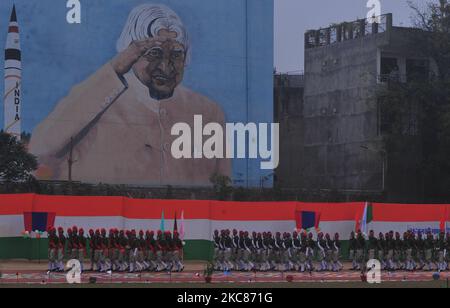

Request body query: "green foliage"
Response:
[378, 1, 450, 199]
[209, 173, 232, 201]
[0, 131, 37, 182]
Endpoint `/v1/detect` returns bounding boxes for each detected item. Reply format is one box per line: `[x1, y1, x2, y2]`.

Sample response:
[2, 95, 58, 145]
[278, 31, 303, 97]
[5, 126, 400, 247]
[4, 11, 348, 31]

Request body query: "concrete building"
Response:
[276, 14, 434, 201]
[274, 74, 304, 189]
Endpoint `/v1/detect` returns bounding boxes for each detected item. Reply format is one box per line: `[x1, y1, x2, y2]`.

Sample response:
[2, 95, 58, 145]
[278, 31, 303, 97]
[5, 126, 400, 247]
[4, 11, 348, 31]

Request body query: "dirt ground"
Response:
[0, 260, 448, 288]
[0, 259, 208, 271]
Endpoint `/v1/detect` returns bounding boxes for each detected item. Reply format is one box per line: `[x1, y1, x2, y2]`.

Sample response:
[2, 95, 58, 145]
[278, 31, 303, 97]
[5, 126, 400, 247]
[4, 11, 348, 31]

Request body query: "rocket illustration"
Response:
[4, 5, 22, 139]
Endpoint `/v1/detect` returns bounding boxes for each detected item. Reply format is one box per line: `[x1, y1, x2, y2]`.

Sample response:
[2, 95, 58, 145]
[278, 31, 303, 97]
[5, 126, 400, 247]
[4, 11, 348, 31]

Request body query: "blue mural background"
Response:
[0, 0, 274, 187]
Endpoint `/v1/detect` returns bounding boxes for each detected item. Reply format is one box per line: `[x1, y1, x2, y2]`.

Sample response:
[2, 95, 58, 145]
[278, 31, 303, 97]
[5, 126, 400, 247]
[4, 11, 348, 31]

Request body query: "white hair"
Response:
[116, 4, 190, 62]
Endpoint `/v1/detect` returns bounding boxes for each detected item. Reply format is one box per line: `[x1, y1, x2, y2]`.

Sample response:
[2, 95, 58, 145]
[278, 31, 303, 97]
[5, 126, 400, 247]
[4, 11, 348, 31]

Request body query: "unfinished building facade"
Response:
[276, 14, 436, 201]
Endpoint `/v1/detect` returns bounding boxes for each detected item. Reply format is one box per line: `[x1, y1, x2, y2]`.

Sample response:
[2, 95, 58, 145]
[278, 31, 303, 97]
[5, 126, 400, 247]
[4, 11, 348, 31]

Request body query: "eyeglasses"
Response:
[142, 46, 185, 62]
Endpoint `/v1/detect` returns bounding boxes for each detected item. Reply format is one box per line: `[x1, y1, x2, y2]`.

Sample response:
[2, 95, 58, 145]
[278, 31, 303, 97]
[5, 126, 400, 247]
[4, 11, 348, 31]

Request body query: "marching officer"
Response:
[349, 231, 357, 270]
[332, 233, 343, 272]
[213, 230, 222, 271]
[355, 230, 366, 271]
[243, 231, 254, 271]
[273, 232, 283, 271]
[145, 230, 157, 271]
[108, 229, 120, 271]
[377, 232, 386, 270]
[283, 232, 294, 271]
[306, 232, 315, 272]
[117, 229, 129, 272]
[265, 232, 276, 271]
[386, 231, 395, 271]
[297, 232, 308, 272]
[367, 230, 377, 261]
[156, 230, 168, 271]
[231, 229, 240, 270]
[78, 228, 87, 272]
[424, 231, 435, 271]
[437, 231, 447, 271]
[56, 227, 66, 272]
[394, 232, 404, 270]
[47, 227, 59, 272]
[325, 233, 333, 271]
[292, 231, 301, 271]
[87, 229, 95, 271]
[261, 232, 270, 271]
[136, 230, 147, 271]
[316, 232, 327, 272]
[404, 231, 416, 271]
[172, 231, 185, 272]
[415, 232, 425, 270]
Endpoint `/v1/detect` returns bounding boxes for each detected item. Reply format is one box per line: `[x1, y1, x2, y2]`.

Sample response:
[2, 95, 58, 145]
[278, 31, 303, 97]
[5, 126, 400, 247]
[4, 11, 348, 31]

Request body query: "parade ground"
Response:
[0, 260, 448, 288]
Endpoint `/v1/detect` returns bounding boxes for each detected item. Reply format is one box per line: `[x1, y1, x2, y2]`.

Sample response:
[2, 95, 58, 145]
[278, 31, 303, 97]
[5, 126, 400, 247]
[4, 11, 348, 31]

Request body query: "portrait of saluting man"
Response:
[30, 3, 231, 186]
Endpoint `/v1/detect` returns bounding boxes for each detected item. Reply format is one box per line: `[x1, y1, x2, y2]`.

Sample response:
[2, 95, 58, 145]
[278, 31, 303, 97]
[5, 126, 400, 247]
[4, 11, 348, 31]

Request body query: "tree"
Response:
[0, 131, 38, 182]
[378, 1, 450, 200]
[209, 173, 232, 201]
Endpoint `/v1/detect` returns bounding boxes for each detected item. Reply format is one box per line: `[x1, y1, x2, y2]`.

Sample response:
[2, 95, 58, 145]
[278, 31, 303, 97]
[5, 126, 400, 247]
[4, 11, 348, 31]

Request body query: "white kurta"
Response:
[30, 63, 231, 186]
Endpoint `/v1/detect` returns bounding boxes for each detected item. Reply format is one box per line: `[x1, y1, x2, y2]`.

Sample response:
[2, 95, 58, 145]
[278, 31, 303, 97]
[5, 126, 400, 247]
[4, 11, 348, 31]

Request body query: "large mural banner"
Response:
[0, 0, 274, 187]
